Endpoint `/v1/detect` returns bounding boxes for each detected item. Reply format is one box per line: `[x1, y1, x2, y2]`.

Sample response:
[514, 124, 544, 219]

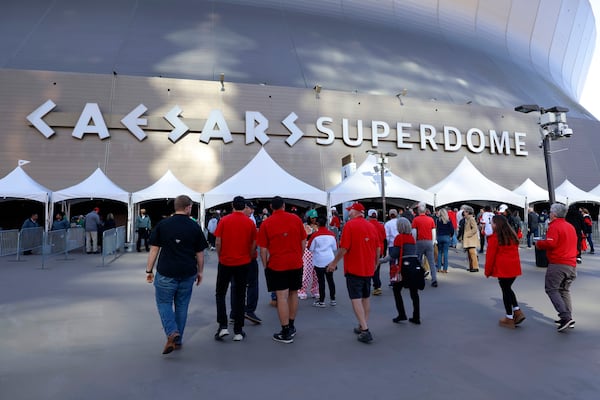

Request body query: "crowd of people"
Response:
[144, 195, 587, 355]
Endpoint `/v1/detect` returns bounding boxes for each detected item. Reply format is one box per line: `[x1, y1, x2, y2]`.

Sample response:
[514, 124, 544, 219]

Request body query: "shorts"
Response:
[265, 267, 303, 292]
[345, 274, 372, 299]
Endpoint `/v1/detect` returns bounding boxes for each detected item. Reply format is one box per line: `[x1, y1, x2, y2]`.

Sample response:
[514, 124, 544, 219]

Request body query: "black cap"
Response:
[245, 200, 256, 209]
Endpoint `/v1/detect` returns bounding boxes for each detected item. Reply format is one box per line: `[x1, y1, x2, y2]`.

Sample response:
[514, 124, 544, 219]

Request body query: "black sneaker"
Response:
[353, 326, 362, 334]
[554, 319, 575, 328]
[557, 319, 575, 332]
[244, 312, 262, 324]
[288, 325, 297, 337]
[357, 330, 373, 343]
[272, 330, 293, 344]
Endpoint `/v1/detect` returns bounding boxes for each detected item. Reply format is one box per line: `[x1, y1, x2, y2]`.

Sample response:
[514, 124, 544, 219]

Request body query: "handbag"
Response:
[517, 228, 523, 240]
[389, 262, 401, 282]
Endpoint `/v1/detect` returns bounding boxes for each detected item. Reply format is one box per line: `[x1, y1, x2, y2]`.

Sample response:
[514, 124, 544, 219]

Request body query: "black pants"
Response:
[231, 258, 259, 314]
[392, 282, 419, 320]
[216, 263, 249, 334]
[314, 266, 335, 302]
[136, 228, 149, 251]
[498, 277, 518, 315]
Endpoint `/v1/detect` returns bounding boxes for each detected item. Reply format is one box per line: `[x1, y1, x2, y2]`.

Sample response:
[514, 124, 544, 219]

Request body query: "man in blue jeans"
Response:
[145, 195, 208, 354]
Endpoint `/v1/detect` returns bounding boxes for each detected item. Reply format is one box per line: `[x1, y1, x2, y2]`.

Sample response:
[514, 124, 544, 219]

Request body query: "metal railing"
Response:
[17, 227, 44, 260]
[0, 229, 19, 256]
[101, 226, 126, 266]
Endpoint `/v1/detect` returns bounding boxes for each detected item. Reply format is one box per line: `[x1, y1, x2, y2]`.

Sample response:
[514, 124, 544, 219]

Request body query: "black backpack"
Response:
[401, 255, 426, 290]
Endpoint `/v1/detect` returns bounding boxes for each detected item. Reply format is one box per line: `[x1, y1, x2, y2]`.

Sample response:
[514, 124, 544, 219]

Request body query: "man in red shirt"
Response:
[367, 209, 386, 295]
[214, 196, 257, 341]
[327, 202, 380, 344]
[258, 196, 307, 343]
[535, 203, 578, 332]
[412, 202, 438, 287]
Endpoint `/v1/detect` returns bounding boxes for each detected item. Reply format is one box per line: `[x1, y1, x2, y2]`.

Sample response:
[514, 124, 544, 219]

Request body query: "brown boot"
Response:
[499, 317, 516, 329]
[513, 309, 526, 325]
[162, 332, 180, 354]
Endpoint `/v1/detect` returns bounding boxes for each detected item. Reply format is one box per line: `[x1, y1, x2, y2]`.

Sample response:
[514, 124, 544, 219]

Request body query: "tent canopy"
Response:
[204, 148, 327, 208]
[427, 157, 524, 207]
[53, 168, 130, 203]
[327, 155, 434, 206]
[0, 166, 50, 203]
[512, 178, 567, 205]
[555, 179, 600, 204]
[131, 170, 201, 203]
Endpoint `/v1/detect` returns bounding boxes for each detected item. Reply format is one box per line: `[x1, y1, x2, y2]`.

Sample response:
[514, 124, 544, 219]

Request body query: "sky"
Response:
[580, 0, 600, 119]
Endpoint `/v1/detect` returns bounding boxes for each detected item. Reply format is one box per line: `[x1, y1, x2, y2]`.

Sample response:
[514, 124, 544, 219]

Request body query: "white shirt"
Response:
[481, 211, 494, 236]
[384, 217, 399, 247]
[309, 235, 337, 267]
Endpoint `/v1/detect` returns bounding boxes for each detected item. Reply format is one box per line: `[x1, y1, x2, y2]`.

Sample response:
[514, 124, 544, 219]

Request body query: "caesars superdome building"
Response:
[0, 0, 598, 224]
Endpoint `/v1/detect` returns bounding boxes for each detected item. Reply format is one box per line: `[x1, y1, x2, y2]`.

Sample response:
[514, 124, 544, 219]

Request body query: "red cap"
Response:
[94, 207, 100, 212]
[346, 202, 365, 212]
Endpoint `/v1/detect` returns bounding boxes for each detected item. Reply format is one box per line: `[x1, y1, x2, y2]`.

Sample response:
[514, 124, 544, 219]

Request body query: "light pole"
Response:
[514, 105, 573, 204]
[366, 150, 397, 219]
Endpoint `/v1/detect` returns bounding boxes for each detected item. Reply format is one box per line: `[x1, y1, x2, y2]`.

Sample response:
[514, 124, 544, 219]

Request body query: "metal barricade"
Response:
[17, 227, 44, 260]
[66, 227, 85, 253]
[101, 226, 126, 266]
[0, 229, 19, 256]
[46, 229, 68, 255]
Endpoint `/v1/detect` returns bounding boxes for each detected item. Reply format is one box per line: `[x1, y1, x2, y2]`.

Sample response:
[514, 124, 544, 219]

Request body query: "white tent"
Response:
[327, 154, 434, 206]
[52, 168, 132, 242]
[512, 178, 567, 205]
[0, 166, 52, 230]
[53, 168, 130, 203]
[131, 170, 201, 203]
[427, 156, 524, 207]
[588, 183, 600, 198]
[555, 179, 600, 204]
[204, 147, 327, 208]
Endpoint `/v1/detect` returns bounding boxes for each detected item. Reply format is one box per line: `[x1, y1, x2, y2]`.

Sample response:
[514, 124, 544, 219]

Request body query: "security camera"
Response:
[561, 127, 573, 137]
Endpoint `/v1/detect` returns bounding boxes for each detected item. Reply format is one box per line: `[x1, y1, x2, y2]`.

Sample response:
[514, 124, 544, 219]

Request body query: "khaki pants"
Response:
[466, 247, 479, 269]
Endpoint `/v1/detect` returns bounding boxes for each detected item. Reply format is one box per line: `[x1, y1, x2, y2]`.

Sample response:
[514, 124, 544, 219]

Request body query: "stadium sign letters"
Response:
[27, 100, 528, 156]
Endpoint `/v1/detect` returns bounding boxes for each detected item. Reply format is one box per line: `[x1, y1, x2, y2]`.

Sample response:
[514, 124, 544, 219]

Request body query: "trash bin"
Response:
[535, 247, 548, 268]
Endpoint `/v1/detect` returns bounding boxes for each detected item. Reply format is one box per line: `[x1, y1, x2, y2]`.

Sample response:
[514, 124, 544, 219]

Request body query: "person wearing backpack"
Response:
[390, 217, 423, 325]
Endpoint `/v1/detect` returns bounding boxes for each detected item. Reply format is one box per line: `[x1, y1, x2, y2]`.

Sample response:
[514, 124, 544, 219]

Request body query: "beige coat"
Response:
[462, 215, 480, 249]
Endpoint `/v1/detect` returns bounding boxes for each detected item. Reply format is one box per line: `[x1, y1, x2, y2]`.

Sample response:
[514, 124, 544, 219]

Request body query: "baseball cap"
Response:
[245, 200, 255, 209]
[389, 209, 398, 216]
[498, 204, 508, 213]
[346, 202, 365, 212]
[307, 209, 318, 218]
[368, 209, 377, 218]
[93, 207, 100, 212]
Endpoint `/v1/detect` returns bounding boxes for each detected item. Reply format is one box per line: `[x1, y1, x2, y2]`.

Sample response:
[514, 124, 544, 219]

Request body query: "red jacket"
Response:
[536, 218, 577, 267]
[484, 234, 521, 278]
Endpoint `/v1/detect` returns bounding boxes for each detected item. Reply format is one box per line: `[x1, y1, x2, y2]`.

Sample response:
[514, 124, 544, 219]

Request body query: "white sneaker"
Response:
[233, 332, 246, 341]
[329, 300, 337, 306]
[312, 301, 326, 308]
[214, 328, 229, 341]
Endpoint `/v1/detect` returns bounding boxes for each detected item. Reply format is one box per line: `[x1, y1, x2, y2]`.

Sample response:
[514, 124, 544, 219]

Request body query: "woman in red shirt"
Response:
[484, 215, 525, 329]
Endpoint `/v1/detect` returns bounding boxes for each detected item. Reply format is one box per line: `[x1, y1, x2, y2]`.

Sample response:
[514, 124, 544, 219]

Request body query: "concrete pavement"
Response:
[1, 245, 599, 400]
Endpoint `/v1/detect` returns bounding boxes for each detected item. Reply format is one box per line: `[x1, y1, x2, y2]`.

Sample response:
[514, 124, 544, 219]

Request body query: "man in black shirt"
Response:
[145, 195, 208, 354]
